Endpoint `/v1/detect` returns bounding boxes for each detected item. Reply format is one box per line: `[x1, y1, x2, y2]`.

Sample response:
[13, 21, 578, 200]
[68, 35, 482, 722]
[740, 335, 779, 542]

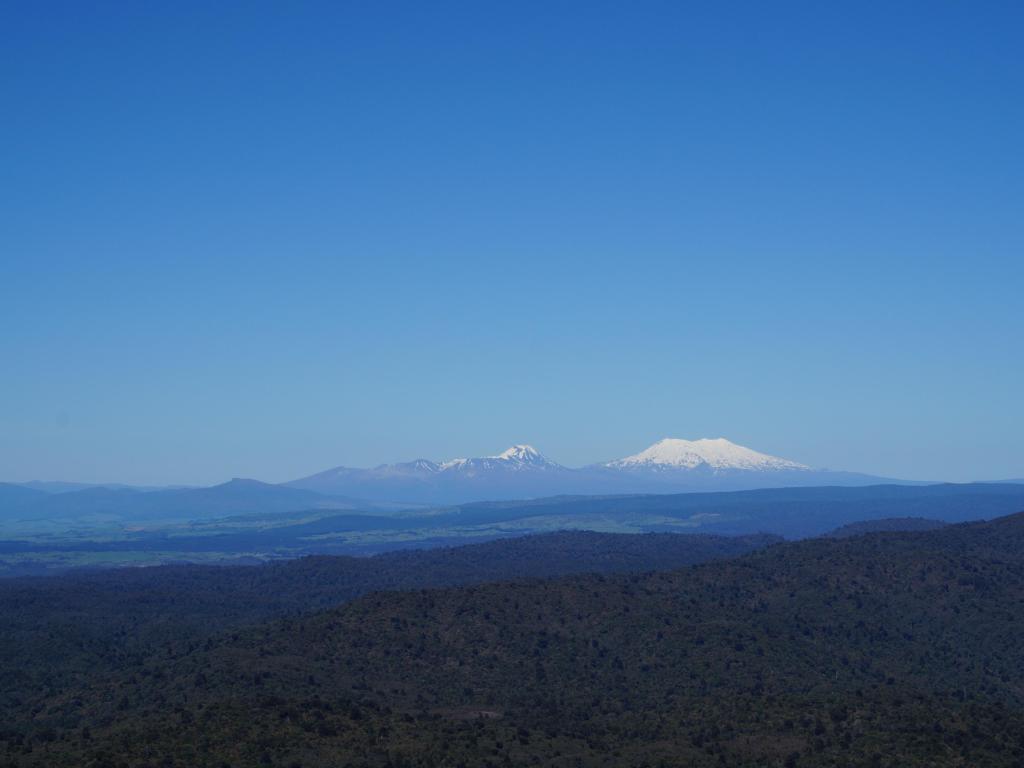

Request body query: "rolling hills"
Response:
[0, 529, 779, 743]
[4, 511, 1024, 765]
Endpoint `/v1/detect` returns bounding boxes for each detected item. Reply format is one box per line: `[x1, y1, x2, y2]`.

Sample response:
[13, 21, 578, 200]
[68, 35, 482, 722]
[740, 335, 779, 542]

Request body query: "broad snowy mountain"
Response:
[287, 439, 892, 504]
[605, 437, 810, 472]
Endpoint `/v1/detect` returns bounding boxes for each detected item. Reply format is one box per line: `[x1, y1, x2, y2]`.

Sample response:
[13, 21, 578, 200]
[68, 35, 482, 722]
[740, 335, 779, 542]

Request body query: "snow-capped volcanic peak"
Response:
[493, 444, 546, 463]
[440, 445, 561, 472]
[608, 438, 810, 472]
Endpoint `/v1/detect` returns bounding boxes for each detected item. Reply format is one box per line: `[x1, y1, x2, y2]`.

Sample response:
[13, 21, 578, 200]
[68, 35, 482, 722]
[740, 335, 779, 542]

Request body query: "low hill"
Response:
[0, 478, 362, 528]
[0, 483, 46, 510]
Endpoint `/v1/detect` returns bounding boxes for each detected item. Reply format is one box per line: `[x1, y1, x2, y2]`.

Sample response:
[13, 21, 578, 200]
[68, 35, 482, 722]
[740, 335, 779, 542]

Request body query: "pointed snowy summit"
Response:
[441, 445, 563, 472]
[493, 444, 556, 466]
[606, 438, 810, 472]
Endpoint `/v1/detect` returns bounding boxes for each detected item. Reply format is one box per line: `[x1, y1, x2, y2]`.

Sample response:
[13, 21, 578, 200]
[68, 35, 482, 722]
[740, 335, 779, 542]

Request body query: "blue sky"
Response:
[2, 1, 1022, 485]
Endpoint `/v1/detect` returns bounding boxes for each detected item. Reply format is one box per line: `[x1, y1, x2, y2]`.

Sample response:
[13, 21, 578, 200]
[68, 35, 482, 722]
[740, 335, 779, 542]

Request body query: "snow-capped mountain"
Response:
[606, 438, 810, 472]
[287, 438, 891, 504]
[441, 445, 564, 473]
[288, 445, 575, 503]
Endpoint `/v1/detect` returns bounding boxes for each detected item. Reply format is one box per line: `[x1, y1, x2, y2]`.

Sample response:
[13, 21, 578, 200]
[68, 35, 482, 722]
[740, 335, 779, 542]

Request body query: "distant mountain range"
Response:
[6, 438, 1015, 526]
[286, 437, 898, 503]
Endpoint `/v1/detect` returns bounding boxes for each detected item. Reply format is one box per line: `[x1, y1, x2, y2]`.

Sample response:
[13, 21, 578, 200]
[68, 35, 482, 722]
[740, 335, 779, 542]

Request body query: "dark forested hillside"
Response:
[824, 517, 947, 538]
[0, 530, 776, 744]
[4, 514, 1024, 766]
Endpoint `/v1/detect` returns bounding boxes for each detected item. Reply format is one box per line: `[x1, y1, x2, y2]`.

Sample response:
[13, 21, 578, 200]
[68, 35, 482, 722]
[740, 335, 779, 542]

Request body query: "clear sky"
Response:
[2, 1, 1022, 485]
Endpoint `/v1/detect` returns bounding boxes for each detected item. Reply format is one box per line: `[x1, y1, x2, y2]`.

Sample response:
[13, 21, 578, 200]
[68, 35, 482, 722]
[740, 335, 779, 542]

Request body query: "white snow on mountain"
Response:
[440, 445, 562, 472]
[605, 438, 810, 472]
[491, 444, 559, 467]
[285, 437, 884, 504]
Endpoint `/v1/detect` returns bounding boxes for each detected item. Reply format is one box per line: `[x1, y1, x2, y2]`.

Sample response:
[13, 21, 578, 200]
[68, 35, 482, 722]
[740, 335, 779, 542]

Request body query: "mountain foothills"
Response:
[4, 512, 1024, 766]
[287, 438, 892, 503]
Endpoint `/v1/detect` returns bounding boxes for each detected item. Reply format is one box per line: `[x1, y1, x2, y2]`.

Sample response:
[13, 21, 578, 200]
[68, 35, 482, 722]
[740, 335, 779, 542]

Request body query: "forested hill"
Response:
[0, 529, 777, 737]
[5, 512, 1024, 766]
[824, 517, 947, 538]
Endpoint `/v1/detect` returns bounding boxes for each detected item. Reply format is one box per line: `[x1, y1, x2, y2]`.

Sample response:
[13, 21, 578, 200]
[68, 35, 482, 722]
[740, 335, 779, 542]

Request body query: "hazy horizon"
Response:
[4, 434, 1020, 488]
